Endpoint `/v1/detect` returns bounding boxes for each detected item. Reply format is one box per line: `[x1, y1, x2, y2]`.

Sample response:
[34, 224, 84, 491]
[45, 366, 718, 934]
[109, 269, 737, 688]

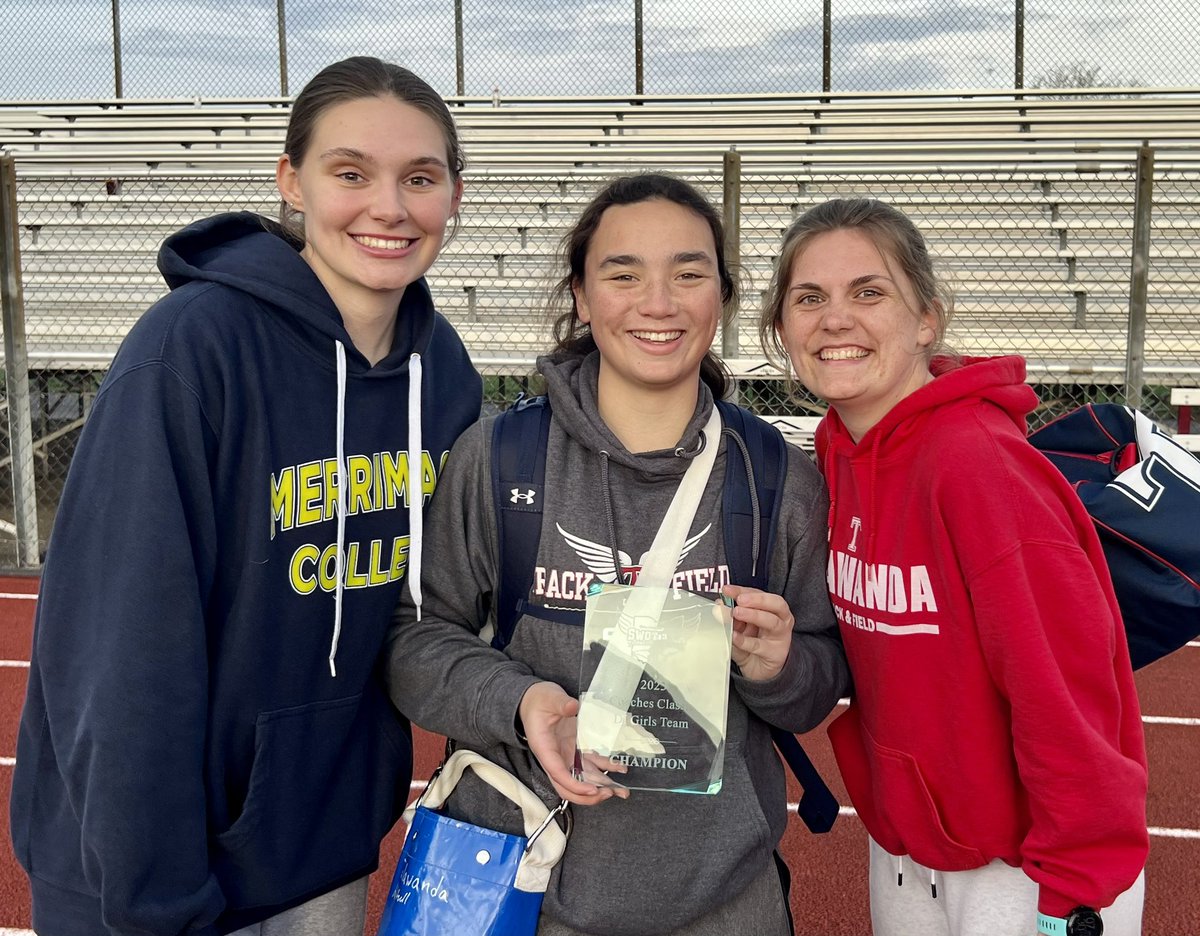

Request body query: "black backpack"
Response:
[490, 394, 839, 833]
[1029, 403, 1200, 668]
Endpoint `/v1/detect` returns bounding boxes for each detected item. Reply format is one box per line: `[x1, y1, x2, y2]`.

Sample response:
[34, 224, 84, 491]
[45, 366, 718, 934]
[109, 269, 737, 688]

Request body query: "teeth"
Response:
[355, 235, 412, 249]
[820, 347, 869, 361]
[631, 330, 683, 343]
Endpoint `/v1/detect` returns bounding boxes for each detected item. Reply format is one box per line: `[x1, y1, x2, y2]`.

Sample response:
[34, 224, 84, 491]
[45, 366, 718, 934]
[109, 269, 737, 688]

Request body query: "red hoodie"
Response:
[818, 355, 1148, 917]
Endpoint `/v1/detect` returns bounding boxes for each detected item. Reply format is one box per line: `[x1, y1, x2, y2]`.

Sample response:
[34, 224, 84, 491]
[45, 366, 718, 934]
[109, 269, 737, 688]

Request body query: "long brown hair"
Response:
[549, 173, 737, 400]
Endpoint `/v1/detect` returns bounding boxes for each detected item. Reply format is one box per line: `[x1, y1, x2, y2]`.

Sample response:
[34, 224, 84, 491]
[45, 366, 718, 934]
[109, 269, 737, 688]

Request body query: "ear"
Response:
[450, 175, 464, 216]
[572, 280, 591, 325]
[917, 302, 940, 349]
[276, 154, 302, 210]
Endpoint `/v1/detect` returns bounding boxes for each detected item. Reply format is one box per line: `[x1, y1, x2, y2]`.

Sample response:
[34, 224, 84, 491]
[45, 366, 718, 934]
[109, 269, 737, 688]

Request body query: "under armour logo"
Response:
[509, 488, 537, 505]
[847, 516, 863, 552]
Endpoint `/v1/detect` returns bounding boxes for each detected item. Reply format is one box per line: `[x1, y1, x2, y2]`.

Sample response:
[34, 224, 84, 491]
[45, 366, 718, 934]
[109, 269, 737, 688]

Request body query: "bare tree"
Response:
[1033, 61, 1144, 99]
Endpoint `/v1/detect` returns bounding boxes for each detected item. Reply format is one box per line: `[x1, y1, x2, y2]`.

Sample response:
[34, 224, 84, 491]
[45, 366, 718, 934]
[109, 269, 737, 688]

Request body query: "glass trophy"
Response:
[574, 582, 733, 795]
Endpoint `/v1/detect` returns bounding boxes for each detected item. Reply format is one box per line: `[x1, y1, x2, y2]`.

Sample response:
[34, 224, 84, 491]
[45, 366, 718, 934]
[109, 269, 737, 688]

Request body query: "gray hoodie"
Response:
[386, 351, 848, 935]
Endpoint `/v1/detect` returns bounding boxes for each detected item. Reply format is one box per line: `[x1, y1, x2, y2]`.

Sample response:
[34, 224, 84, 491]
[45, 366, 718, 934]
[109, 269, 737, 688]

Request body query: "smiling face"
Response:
[276, 94, 462, 318]
[777, 227, 937, 441]
[572, 198, 723, 413]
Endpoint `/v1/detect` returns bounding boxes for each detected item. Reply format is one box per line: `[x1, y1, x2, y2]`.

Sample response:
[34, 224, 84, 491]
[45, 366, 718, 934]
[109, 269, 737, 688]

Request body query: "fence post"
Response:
[1125, 145, 1154, 410]
[634, 0, 644, 95]
[1013, 0, 1024, 89]
[111, 0, 123, 98]
[822, 0, 832, 93]
[722, 149, 742, 367]
[455, 0, 465, 96]
[0, 157, 41, 568]
[276, 0, 289, 96]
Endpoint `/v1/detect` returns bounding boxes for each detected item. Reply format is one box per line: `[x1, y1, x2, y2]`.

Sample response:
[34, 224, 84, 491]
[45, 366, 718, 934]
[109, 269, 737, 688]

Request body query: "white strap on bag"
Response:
[403, 749, 568, 892]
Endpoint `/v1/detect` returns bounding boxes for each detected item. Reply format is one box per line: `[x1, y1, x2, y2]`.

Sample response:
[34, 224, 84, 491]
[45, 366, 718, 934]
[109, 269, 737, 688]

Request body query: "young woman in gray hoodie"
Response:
[387, 173, 849, 936]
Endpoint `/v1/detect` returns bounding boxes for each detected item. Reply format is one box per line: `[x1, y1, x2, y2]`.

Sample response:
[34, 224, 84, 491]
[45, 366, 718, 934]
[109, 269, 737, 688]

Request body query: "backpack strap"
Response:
[715, 400, 839, 834]
[714, 399, 786, 590]
[491, 395, 583, 652]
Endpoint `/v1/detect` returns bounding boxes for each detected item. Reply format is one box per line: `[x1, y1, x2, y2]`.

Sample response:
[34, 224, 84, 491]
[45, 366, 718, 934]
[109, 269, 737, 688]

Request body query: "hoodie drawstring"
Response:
[894, 855, 937, 899]
[407, 353, 424, 622]
[327, 348, 424, 677]
[329, 341, 349, 677]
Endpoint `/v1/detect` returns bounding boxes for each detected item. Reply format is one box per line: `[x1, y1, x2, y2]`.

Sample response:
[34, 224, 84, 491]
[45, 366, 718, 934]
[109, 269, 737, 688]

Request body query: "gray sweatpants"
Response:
[536, 855, 791, 936]
[223, 876, 368, 936]
[868, 837, 1145, 936]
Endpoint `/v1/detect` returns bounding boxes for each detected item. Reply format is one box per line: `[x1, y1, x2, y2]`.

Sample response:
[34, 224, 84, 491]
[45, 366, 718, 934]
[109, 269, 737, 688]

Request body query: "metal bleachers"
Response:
[4, 91, 1200, 380]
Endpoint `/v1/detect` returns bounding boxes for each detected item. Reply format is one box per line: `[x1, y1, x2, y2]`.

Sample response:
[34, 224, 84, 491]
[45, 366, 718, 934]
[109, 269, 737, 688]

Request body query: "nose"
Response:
[818, 295, 854, 331]
[640, 277, 675, 317]
[370, 186, 409, 224]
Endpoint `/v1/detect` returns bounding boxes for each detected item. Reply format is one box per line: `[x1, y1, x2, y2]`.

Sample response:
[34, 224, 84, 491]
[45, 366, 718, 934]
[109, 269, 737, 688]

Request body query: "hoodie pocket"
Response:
[214, 689, 411, 907]
[829, 706, 983, 871]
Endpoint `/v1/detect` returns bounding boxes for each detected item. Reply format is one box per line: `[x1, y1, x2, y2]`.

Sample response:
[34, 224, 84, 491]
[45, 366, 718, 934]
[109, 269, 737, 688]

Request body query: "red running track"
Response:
[0, 579, 1196, 934]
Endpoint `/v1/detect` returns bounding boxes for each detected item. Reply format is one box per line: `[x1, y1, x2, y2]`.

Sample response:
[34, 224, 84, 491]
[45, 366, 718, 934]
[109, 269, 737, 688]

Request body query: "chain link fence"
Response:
[4, 152, 1198, 565]
[4, 1, 1200, 99]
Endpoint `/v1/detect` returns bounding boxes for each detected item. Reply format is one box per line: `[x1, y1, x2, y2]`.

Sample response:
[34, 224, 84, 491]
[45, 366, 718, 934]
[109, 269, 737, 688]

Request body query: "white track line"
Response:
[1143, 715, 1200, 726]
[0, 593, 37, 600]
[1, 928, 35, 936]
[0, 660, 30, 668]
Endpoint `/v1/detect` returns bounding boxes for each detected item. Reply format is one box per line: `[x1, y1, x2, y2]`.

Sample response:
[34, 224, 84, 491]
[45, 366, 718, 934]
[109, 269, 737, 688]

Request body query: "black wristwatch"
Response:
[1037, 907, 1103, 936]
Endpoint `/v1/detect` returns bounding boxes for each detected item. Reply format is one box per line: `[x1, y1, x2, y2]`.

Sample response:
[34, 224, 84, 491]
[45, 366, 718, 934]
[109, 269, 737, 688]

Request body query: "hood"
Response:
[536, 350, 711, 476]
[819, 354, 1036, 458]
[157, 211, 438, 377]
[159, 211, 440, 675]
[817, 354, 1038, 566]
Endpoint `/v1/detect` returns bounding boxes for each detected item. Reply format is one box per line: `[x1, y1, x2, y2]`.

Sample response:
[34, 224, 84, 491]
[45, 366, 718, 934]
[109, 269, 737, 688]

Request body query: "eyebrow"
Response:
[598, 251, 715, 268]
[789, 272, 890, 292]
[317, 148, 449, 170]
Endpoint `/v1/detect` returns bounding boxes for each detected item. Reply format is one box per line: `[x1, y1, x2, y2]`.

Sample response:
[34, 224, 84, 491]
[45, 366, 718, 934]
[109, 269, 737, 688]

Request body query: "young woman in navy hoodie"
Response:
[760, 198, 1148, 936]
[10, 58, 481, 936]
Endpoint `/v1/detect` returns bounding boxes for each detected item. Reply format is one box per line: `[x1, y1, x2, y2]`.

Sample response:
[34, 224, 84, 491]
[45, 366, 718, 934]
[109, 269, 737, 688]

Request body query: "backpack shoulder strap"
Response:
[491, 394, 553, 651]
[716, 399, 840, 834]
[714, 399, 787, 591]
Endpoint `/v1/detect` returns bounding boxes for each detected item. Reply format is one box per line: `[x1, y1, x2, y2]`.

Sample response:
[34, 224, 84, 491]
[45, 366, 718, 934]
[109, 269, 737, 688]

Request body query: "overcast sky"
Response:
[3, 0, 1195, 99]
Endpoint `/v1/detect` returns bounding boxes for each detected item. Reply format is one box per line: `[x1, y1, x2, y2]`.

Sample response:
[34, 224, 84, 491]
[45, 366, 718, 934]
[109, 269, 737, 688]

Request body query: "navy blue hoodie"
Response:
[10, 212, 482, 936]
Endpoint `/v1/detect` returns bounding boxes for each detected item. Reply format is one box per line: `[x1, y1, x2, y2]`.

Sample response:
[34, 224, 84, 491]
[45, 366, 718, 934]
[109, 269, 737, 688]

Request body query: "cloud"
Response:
[0, 0, 1196, 99]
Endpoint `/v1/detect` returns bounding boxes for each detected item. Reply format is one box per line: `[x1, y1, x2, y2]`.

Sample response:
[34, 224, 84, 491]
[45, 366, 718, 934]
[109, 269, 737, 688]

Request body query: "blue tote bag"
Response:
[377, 749, 568, 936]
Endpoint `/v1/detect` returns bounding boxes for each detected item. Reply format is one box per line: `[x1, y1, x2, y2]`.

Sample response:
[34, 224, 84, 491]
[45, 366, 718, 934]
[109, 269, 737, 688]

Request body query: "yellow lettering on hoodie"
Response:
[391, 535, 410, 580]
[271, 466, 295, 536]
[344, 541, 369, 588]
[296, 461, 324, 526]
[381, 451, 405, 510]
[290, 543, 320, 595]
[322, 458, 339, 522]
[348, 454, 374, 516]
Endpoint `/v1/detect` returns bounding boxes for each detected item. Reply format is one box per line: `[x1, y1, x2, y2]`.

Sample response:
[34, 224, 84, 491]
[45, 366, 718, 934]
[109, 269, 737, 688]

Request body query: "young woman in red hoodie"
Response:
[759, 198, 1148, 936]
